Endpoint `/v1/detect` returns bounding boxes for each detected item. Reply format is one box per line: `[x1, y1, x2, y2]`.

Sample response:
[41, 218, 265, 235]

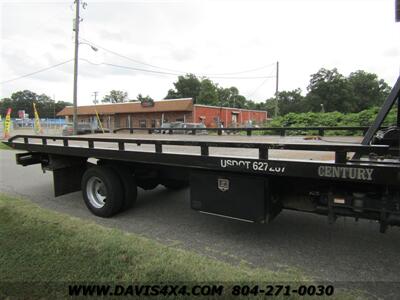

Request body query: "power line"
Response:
[246, 67, 276, 99]
[79, 58, 275, 79]
[207, 62, 276, 76]
[80, 37, 184, 74]
[79, 58, 181, 75]
[246, 77, 273, 99]
[0, 56, 274, 87]
[80, 37, 275, 76]
[0, 59, 74, 85]
[211, 74, 275, 79]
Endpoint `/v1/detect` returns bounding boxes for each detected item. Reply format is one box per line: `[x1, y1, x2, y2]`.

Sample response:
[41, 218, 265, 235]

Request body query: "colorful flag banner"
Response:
[3, 108, 12, 139]
[95, 108, 105, 134]
[33, 103, 43, 134]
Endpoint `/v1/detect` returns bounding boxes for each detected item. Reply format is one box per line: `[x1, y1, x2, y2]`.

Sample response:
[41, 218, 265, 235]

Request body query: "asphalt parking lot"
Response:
[1, 147, 400, 298]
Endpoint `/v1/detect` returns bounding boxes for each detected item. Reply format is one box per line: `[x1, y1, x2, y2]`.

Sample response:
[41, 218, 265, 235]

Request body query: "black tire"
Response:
[108, 165, 137, 211]
[162, 180, 188, 190]
[81, 165, 123, 217]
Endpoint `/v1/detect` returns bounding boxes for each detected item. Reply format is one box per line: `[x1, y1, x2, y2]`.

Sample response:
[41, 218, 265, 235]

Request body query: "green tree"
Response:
[252, 101, 268, 111]
[165, 89, 179, 99]
[198, 79, 219, 105]
[234, 95, 247, 108]
[347, 70, 391, 111]
[0, 90, 71, 118]
[217, 87, 231, 107]
[7, 90, 38, 117]
[217, 86, 240, 107]
[276, 89, 305, 115]
[0, 97, 13, 116]
[36, 94, 55, 118]
[55, 101, 72, 115]
[163, 68, 391, 117]
[164, 74, 265, 110]
[165, 74, 201, 103]
[102, 90, 128, 103]
[264, 97, 278, 117]
[136, 94, 154, 104]
[245, 100, 257, 110]
[305, 68, 353, 113]
[304, 68, 391, 113]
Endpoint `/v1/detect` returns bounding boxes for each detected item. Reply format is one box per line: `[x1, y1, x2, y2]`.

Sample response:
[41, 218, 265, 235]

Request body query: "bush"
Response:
[266, 106, 397, 136]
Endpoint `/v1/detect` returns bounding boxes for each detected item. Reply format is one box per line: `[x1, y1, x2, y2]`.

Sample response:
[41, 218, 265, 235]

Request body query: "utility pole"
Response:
[72, 0, 81, 135]
[274, 61, 279, 118]
[93, 91, 99, 105]
[53, 94, 56, 119]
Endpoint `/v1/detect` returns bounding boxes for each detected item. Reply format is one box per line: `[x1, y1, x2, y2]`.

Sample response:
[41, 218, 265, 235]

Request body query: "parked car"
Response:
[14, 119, 34, 128]
[153, 122, 170, 134]
[62, 123, 93, 136]
[182, 123, 208, 135]
[155, 122, 183, 134]
[155, 122, 207, 134]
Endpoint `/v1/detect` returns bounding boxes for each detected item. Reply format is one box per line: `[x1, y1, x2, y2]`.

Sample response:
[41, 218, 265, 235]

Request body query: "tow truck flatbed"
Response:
[3, 76, 399, 233]
[3, 130, 399, 232]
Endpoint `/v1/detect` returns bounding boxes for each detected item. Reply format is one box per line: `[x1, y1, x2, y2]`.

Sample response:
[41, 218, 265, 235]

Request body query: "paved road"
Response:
[1, 148, 399, 298]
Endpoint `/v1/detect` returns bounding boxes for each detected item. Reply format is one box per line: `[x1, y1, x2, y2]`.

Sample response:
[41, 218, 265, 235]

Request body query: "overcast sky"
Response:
[1, 0, 399, 105]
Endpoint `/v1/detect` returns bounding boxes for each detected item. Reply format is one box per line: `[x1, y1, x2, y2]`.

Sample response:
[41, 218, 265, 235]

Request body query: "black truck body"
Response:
[3, 77, 400, 233]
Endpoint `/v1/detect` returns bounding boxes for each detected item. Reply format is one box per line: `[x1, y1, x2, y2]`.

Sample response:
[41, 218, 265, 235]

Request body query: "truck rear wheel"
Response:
[108, 165, 137, 211]
[81, 166, 123, 217]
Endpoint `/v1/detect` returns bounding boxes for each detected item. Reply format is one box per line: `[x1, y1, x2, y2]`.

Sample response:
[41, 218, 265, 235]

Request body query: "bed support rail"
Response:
[7, 134, 392, 164]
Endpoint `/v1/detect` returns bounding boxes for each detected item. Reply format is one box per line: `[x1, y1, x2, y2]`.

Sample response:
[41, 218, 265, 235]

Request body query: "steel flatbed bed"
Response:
[4, 134, 399, 184]
[5, 133, 365, 161]
[4, 131, 400, 232]
[3, 76, 399, 233]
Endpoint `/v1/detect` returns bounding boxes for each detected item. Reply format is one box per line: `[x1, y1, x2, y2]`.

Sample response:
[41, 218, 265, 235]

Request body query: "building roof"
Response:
[57, 98, 193, 116]
[193, 104, 267, 114]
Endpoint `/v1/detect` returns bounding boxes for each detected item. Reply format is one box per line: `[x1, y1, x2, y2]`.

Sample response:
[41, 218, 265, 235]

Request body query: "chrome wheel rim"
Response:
[86, 176, 107, 208]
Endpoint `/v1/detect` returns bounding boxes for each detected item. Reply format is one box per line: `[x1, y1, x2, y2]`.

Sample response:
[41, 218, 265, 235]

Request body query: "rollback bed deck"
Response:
[3, 76, 399, 232]
[4, 133, 400, 232]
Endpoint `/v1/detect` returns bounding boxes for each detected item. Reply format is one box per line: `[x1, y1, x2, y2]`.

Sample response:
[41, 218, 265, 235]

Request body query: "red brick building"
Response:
[57, 98, 267, 129]
[193, 105, 267, 128]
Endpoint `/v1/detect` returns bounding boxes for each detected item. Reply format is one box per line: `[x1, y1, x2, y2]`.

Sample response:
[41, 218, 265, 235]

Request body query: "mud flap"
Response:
[43, 155, 88, 197]
[53, 166, 87, 197]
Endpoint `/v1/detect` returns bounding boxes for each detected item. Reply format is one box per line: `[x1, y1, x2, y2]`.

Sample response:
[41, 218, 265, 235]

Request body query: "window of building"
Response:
[176, 118, 184, 122]
[139, 120, 146, 128]
[151, 120, 156, 128]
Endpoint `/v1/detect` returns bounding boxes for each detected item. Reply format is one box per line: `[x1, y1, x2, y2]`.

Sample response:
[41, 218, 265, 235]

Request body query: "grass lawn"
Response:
[0, 194, 359, 299]
[0, 142, 12, 150]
